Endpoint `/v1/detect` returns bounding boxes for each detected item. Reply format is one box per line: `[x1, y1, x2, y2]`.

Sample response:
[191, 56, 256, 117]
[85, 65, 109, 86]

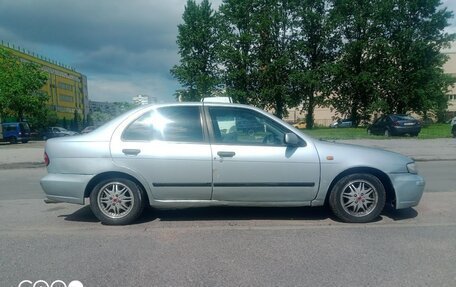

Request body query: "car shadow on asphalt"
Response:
[381, 206, 418, 221]
[59, 205, 99, 223]
[60, 205, 419, 225]
[139, 206, 334, 223]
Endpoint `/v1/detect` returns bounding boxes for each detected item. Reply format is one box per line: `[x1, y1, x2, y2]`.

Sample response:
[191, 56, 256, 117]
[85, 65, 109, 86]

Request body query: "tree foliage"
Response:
[170, 0, 220, 101]
[172, 0, 455, 126]
[289, 0, 340, 128]
[373, 0, 455, 121]
[0, 47, 48, 122]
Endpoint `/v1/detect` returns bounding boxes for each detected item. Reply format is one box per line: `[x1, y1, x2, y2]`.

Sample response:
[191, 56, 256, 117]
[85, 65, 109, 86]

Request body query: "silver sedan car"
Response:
[40, 102, 425, 225]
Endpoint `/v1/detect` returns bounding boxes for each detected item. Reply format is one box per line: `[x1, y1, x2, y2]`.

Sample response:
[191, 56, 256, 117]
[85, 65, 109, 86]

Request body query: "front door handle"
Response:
[217, 151, 236, 158]
[122, 149, 141, 156]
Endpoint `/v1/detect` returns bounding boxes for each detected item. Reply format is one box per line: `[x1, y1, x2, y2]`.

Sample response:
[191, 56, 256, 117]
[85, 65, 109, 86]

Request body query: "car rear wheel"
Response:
[90, 178, 145, 225]
[329, 173, 386, 223]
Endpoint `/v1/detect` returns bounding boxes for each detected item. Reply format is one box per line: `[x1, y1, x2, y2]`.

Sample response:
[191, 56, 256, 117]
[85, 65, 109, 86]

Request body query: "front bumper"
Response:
[390, 173, 425, 209]
[40, 173, 94, 205]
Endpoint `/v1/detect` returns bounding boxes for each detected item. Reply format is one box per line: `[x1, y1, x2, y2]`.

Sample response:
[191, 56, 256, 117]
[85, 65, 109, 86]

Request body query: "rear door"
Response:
[111, 105, 213, 200]
[206, 106, 320, 202]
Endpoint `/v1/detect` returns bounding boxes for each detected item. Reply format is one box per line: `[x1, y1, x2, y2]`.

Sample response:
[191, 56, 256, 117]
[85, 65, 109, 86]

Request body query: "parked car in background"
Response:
[293, 121, 306, 129]
[81, 126, 97, 134]
[0, 122, 31, 144]
[330, 119, 353, 128]
[451, 116, 456, 138]
[41, 102, 425, 225]
[43, 127, 78, 140]
[368, 114, 421, 137]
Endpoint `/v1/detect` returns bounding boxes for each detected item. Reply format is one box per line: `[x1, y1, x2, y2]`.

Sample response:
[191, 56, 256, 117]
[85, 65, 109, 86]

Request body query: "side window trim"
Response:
[122, 105, 209, 144]
[205, 106, 297, 147]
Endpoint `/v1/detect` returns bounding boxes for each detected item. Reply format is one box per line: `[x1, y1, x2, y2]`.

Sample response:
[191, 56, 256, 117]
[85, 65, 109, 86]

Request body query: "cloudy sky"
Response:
[0, 0, 455, 103]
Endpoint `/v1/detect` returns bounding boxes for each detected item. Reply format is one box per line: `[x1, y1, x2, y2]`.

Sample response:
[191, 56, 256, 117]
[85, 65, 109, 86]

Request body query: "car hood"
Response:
[312, 139, 413, 174]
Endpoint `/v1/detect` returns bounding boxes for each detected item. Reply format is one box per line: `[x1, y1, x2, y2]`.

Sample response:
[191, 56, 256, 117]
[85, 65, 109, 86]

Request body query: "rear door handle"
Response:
[217, 151, 236, 158]
[122, 149, 141, 156]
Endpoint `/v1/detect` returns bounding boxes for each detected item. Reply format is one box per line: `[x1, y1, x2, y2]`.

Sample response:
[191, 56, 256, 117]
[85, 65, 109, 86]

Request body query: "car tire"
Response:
[9, 137, 17, 144]
[411, 133, 419, 137]
[384, 129, 390, 137]
[90, 178, 145, 225]
[367, 128, 372, 135]
[329, 173, 386, 223]
[21, 139, 29, 143]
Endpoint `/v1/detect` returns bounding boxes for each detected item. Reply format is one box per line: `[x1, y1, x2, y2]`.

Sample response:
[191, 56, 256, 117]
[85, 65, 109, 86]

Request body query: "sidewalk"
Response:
[0, 138, 455, 169]
[338, 138, 456, 161]
[0, 141, 45, 169]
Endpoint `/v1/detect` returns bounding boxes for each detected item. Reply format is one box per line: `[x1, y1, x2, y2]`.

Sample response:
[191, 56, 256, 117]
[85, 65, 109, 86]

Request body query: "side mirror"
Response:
[284, 133, 299, 146]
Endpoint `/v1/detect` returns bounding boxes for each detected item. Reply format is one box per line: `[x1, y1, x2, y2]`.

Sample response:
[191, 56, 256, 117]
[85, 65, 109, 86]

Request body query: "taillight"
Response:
[44, 152, 50, 166]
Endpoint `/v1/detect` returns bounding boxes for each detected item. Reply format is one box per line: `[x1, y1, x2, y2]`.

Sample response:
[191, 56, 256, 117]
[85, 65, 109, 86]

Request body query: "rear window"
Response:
[122, 106, 204, 143]
[391, 115, 415, 121]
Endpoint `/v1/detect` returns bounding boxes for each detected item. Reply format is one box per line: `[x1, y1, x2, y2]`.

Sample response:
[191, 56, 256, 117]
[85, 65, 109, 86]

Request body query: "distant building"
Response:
[133, 94, 149, 105]
[1, 41, 89, 120]
[89, 101, 119, 115]
[443, 43, 456, 113]
[132, 94, 157, 106]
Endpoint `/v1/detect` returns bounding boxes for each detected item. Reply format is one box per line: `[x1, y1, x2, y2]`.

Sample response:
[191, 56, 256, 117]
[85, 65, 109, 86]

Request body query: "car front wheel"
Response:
[329, 173, 386, 223]
[90, 178, 145, 225]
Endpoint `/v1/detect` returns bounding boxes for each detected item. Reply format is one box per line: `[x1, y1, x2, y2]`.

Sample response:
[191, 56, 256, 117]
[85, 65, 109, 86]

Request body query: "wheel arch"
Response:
[324, 167, 396, 207]
[84, 171, 150, 206]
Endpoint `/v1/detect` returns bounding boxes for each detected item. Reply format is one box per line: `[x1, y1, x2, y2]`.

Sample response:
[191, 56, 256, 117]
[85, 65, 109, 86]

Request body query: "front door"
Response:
[207, 106, 320, 202]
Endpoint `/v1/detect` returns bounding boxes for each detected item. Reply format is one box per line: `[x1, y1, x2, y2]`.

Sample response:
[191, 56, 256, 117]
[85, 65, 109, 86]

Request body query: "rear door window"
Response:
[122, 106, 204, 143]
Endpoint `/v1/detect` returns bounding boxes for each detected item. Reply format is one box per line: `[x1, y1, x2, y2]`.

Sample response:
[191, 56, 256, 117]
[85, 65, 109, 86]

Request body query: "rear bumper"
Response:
[390, 173, 425, 209]
[40, 173, 94, 205]
[391, 126, 421, 135]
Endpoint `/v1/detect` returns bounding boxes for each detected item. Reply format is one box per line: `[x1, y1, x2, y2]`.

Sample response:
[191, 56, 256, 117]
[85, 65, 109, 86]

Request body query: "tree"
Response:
[289, 0, 340, 128]
[373, 0, 455, 121]
[329, 0, 382, 126]
[71, 109, 81, 131]
[330, 0, 455, 124]
[61, 117, 68, 129]
[218, 0, 258, 104]
[0, 47, 48, 121]
[219, 0, 295, 118]
[171, 0, 220, 101]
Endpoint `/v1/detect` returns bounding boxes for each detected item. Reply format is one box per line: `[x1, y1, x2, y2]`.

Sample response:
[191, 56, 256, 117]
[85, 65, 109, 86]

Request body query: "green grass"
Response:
[298, 124, 452, 140]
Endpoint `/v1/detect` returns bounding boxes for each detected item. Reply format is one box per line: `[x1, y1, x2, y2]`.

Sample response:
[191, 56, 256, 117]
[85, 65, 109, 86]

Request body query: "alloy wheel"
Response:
[97, 182, 135, 219]
[340, 180, 378, 217]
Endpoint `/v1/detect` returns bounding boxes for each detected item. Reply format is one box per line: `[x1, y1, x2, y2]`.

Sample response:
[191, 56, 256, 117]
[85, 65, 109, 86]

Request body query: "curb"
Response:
[0, 162, 45, 170]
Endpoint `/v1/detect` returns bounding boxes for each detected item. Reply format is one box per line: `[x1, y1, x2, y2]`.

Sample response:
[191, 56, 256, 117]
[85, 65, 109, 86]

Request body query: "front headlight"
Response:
[406, 162, 418, 174]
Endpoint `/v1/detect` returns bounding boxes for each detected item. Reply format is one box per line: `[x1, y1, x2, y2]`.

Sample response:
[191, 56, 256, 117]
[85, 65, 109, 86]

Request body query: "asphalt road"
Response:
[0, 162, 455, 287]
